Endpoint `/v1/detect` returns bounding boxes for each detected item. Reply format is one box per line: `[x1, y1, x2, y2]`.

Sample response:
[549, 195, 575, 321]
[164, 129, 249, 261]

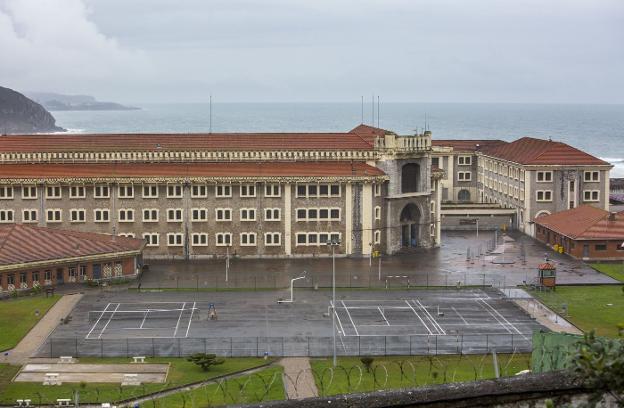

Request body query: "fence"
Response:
[42, 334, 532, 358]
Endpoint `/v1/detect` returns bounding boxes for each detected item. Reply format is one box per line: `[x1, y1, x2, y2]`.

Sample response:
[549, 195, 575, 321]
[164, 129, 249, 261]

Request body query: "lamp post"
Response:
[327, 238, 340, 367]
[225, 242, 231, 283]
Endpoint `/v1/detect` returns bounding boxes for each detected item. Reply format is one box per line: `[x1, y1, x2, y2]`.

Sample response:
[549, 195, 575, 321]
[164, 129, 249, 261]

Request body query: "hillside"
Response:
[0, 87, 65, 134]
[27, 92, 139, 111]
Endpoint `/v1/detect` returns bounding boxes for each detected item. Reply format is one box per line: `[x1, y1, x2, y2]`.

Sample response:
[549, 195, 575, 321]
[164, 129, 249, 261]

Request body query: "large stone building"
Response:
[0, 125, 441, 259]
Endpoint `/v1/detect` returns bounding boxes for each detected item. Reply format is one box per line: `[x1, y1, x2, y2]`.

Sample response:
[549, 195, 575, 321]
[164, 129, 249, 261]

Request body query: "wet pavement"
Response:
[139, 231, 617, 290]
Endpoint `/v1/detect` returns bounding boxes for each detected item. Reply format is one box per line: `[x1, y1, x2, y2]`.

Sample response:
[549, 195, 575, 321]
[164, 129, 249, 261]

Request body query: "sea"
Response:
[51, 102, 624, 177]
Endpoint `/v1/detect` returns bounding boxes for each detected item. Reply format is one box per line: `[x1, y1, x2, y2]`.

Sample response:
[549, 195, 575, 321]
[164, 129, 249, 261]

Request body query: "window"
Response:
[374, 230, 381, 244]
[216, 185, 232, 197]
[167, 233, 184, 247]
[265, 232, 281, 246]
[458, 156, 472, 165]
[46, 209, 62, 222]
[192, 233, 209, 246]
[216, 232, 232, 246]
[69, 186, 86, 199]
[296, 232, 340, 246]
[143, 209, 159, 222]
[93, 186, 109, 198]
[329, 184, 341, 197]
[70, 209, 86, 223]
[432, 157, 440, 168]
[22, 209, 37, 223]
[191, 184, 208, 198]
[584, 190, 600, 202]
[265, 184, 281, 197]
[264, 208, 281, 221]
[118, 209, 135, 222]
[94, 209, 110, 222]
[536, 190, 552, 202]
[0, 186, 13, 199]
[22, 185, 37, 199]
[595, 244, 607, 251]
[458, 172, 471, 181]
[215, 208, 232, 221]
[296, 184, 340, 198]
[375, 206, 381, 220]
[32, 271, 40, 283]
[191, 208, 208, 222]
[118, 185, 134, 198]
[240, 232, 257, 246]
[143, 233, 159, 247]
[240, 208, 256, 221]
[536, 171, 553, 182]
[296, 185, 307, 197]
[0, 209, 14, 223]
[167, 208, 183, 222]
[617, 243, 624, 251]
[46, 186, 61, 199]
[79, 265, 87, 280]
[167, 184, 183, 198]
[119, 233, 136, 238]
[308, 184, 318, 197]
[142, 185, 159, 198]
[584, 171, 600, 182]
[240, 184, 256, 197]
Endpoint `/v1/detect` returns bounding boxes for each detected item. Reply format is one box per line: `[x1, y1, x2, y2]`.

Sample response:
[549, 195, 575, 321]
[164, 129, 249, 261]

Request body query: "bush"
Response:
[360, 357, 375, 373]
[186, 353, 225, 372]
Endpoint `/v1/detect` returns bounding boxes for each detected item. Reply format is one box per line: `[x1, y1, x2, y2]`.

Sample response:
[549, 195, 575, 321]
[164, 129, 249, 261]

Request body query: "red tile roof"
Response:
[0, 131, 375, 152]
[535, 205, 624, 240]
[481, 137, 609, 166]
[0, 162, 385, 179]
[432, 140, 507, 152]
[0, 224, 144, 268]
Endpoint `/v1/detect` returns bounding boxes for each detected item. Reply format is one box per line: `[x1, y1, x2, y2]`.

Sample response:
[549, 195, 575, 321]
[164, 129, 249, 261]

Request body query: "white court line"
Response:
[404, 300, 433, 335]
[185, 301, 196, 338]
[451, 307, 469, 325]
[336, 306, 412, 310]
[98, 303, 120, 339]
[172, 302, 186, 338]
[479, 300, 528, 341]
[139, 309, 151, 329]
[414, 299, 446, 335]
[377, 307, 390, 326]
[476, 299, 512, 334]
[331, 301, 347, 336]
[341, 300, 359, 336]
[86, 302, 111, 340]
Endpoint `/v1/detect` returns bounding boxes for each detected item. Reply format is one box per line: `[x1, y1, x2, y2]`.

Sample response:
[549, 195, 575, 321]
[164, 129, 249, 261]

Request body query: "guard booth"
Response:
[538, 262, 557, 290]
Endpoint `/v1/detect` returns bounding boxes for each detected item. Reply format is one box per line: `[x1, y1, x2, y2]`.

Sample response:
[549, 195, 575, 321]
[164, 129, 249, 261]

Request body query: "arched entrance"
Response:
[458, 189, 471, 202]
[400, 203, 421, 247]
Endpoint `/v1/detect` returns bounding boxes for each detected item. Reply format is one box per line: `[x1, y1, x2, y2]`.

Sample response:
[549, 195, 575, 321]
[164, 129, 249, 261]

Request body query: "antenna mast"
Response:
[361, 96, 364, 124]
[371, 94, 375, 126]
[209, 94, 213, 133]
[377, 96, 380, 129]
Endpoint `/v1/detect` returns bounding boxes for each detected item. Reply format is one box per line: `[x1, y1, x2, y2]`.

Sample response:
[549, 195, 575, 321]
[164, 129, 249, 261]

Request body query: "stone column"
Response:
[284, 182, 292, 256]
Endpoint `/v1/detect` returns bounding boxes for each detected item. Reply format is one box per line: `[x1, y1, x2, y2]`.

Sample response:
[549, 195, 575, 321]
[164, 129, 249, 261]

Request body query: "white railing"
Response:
[395, 134, 431, 151]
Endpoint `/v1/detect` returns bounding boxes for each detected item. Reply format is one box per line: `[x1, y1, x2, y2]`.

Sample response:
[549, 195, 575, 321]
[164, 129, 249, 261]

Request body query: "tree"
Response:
[360, 357, 375, 373]
[187, 353, 225, 372]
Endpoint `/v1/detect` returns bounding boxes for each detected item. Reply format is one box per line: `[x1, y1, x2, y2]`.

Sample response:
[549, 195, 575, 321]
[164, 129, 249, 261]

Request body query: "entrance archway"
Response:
[400, 203, 421, 247]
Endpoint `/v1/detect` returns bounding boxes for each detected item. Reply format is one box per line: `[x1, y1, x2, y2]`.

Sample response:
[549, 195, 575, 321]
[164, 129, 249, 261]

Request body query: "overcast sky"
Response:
[1, 0, 623, 103]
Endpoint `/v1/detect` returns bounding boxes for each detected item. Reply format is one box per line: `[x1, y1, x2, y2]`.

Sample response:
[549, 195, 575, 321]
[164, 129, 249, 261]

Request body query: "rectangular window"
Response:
[69, 186, 86, 199]
[584, 171, 600, 182]
[142, 209, 159, 222]
[536, 190, 553, 202]
[584, 190, 600, 202]
[264, 208, 281, 221]
[240, 232, 257, 246]
[264, 232, 281, 246]
[240, 184, 256, 197]
[142, 185, 159, 198]
[215, 185, 232, 197]
[118, 185, 134, 198]
[458, 156, 472, 165]
[458, 172, 472, 181]
[319, 184, 329, 197]
[374, 230, 382, 245]
[595, 244, 607, 251]
[330, 208, 340, 220]
[264, 184, 281, 197]
[22, 209, 38, 223]
[167, 184, 183, 198]
[296, 233, 307, 245]
[296, 208, 307, 220]
[118, 209, 135, 222]
[94, 208, 110, 222]
[0, 209, 14, 223]
[192, 233, 209, 246]
[167, 233, 184, 247]
[119, 233, 136, 238]
[191, 208, 208, 222]
[215, 208, 232, 221]
[22, 185, 37, 199]
[94, 185, 110, 198]
[191, 184, 208, 198]
[536, 171, 553, 182]
[240, 208, 256, 221]
[374, 184, 382, 197]
[216, 232, 232, 246]
[143, 233, 159, 247]
[167, 208, 183, 222]
[0, 186, 13, 200]
[70, 209, 86, 223]
[296, 185, 307, 197]
[46, 186, 62, 199]
[308, 208, 318, 220]
[375, 206, 381, 220]
[308, 184, 318, 197]
[46, 209, 62, 222]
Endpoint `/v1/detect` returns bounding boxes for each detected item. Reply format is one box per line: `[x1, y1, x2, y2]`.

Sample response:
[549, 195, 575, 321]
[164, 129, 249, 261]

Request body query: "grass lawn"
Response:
[591, 263, 624, 282]
[310, 354, 532, 396]
[152, 366, 284, 407]
[532, 285, 624, 337]
[0, 294, 60, 351]
[0, 357, 274, 405]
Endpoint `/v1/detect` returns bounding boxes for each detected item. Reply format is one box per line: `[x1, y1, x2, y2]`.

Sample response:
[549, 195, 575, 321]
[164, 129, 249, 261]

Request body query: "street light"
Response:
[225, 241, 232, 283]
[327, 238, 340, 367]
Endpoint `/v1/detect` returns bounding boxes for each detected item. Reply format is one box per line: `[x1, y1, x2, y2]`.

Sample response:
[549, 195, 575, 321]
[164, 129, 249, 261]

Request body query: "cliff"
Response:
[0, 87, 65, 134]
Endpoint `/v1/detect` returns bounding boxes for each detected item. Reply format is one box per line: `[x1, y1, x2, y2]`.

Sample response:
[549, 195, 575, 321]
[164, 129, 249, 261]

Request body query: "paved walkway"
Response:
[4, 293, 83, 364]
[279, 357, 319, 400]
[513, 298, 582, 335]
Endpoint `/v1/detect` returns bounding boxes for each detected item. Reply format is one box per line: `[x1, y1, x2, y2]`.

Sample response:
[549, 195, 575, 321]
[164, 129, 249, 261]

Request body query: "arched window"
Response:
[401, 163, 421, 193]
[458, 189, 471, 202]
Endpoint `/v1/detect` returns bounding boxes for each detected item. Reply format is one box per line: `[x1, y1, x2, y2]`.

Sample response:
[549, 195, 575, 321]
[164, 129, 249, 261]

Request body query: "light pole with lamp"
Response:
[225, 241, 231, 283]
[327, 238, 340, 367]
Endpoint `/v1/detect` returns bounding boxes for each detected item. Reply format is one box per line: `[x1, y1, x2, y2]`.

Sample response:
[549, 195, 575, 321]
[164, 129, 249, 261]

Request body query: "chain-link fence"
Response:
[41, 334, 532, 358]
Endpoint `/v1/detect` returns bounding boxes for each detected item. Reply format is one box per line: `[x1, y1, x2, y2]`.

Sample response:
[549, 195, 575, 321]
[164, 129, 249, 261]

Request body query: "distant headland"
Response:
[0, 86, 65, 134]
[26, 92, 140, 111]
